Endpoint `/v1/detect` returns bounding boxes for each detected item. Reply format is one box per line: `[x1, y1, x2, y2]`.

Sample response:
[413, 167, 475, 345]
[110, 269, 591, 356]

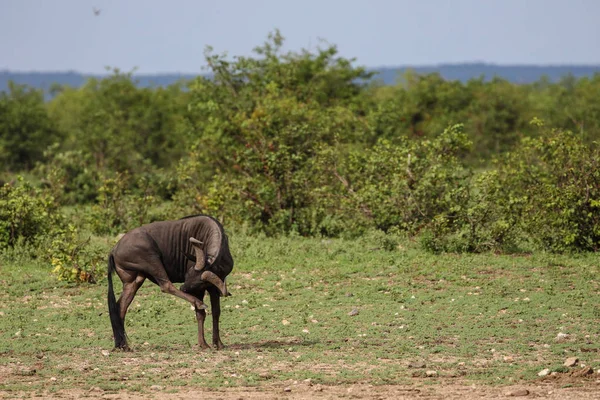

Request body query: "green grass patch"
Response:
[1, 232, 600, 394]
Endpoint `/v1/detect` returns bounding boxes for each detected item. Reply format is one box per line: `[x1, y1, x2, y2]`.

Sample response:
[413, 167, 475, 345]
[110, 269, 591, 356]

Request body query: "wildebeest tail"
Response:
[107, 254, 127, 349]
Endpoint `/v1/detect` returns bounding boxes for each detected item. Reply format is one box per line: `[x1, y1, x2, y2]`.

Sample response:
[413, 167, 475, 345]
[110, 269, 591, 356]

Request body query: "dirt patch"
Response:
[4, 380, 600, 400]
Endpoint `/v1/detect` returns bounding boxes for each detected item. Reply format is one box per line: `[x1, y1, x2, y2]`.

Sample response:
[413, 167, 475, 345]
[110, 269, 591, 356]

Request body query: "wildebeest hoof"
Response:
[195, 303, 208, 310]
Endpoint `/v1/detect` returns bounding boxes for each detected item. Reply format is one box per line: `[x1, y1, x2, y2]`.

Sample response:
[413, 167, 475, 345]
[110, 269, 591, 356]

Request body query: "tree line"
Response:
[1, 32, 599, 281]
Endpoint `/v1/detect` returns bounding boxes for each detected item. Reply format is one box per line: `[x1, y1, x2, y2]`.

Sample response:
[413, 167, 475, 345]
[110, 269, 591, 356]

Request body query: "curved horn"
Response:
[189, 237, 205, 271]
[200, 271, 229, 297]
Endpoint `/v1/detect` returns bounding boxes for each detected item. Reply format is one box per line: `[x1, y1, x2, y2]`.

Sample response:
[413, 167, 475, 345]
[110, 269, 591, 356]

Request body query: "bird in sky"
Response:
[93, 7, 101, 16]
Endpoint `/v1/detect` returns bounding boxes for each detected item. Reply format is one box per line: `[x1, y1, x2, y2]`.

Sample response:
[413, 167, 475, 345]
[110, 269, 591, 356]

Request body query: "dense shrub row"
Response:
[423, 124, 600, 253]
[1, 31, 599, 283]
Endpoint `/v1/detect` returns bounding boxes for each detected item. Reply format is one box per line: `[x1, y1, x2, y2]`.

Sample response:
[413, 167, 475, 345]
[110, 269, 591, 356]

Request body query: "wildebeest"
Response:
[107, 214, 233, 350]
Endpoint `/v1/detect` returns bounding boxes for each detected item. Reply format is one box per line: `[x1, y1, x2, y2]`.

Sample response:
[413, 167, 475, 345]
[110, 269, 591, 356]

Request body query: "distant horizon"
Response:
[4, 61, 600, 76]
[4, 63, 599, 96]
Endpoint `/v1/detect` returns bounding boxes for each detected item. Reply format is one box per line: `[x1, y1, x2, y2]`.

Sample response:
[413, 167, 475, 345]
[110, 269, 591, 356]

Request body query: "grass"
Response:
[1, 231, 600, 395]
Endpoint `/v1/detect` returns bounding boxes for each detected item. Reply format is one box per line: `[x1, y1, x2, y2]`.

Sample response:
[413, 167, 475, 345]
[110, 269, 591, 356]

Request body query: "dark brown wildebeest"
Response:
[107, 215, 233, 350]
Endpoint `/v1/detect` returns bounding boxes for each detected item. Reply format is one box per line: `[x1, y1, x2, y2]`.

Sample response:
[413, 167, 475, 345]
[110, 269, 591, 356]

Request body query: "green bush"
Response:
[422, 122, 600, 253]
[317, 124, 472, 237]
[0, 83, 62, 171]
[421, 169, 528, 253]
[35, 145, 102, 204]
[173, 31, 371, 235]
[48, 70, 189, 173]
[516, 127, 600, 252]
[49, 224, 107, 283]
[88, 174, 160, 235]
[0, 178, 59, 249]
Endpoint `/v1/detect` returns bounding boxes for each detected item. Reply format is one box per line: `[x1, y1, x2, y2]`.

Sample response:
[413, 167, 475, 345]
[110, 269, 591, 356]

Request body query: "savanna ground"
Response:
[2, 233, 600, 399]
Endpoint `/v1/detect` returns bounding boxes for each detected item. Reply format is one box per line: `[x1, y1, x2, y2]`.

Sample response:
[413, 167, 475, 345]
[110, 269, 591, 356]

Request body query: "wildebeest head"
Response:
[181, 237, 230, 296]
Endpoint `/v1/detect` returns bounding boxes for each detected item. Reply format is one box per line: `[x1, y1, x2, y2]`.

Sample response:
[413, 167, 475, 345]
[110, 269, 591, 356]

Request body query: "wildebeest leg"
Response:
[115, 253, 207, 311]
[209, 291, 224, 349]
[195, 307, 210, 349]
[150, 268, 207, 310]
[116, 270, 146, 321]
[112, 267, 146, 351]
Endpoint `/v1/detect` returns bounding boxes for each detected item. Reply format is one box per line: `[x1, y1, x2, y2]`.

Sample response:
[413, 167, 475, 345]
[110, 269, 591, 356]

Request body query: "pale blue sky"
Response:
[1, 0, 599, 74]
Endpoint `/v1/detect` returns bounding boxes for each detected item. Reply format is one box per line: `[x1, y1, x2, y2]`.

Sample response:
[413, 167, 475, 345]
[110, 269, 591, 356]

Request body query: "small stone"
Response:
[283, 387, 292, 392]
[564, 357, 579, 367]
[346, 293, 354, 297]
[538, 368, 550, 377]
[282, 319, 290, 325]
[348, 308, 359, 316]
[101, 350, 110, 357]
[507, 388, 530, 396]
[425, 370, 437, 377]
[555, 332, 569, 341]
[150, 385, 163, 391]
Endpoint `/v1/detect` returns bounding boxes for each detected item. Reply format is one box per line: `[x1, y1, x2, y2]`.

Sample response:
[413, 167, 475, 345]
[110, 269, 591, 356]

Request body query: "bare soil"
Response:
[2, 348, 600, 399]
[3, 378, 600, 400]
